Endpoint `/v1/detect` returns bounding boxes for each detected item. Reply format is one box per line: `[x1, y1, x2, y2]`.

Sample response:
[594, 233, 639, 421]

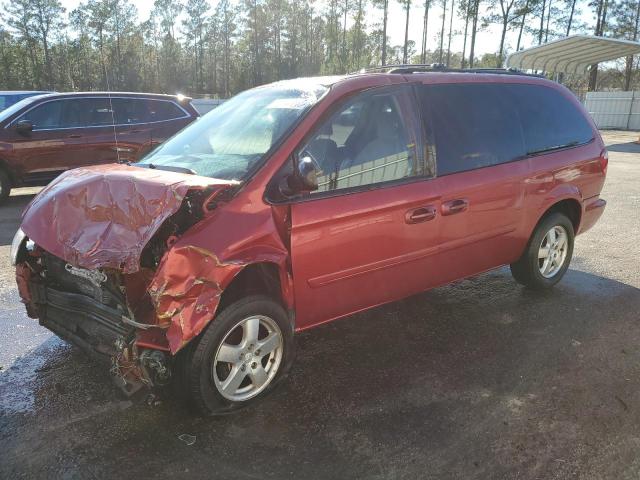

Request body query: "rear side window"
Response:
[110, 98, 186, 124]
[86, 98, 115, 126]
[421, 84, 526, 176]
[112, 98, 152, 124]
[506, 84, 594, 154]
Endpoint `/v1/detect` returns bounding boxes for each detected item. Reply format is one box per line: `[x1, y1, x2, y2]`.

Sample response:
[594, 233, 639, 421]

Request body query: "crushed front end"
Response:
[13, 164, 237, 395]
[16, 248, 170, 394]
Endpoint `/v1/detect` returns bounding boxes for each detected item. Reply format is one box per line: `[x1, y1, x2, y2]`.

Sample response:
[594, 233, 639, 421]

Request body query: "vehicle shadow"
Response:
[0, 191, 37, 246]
[606, 141, 640, 153]
[2, 268, 640, 479]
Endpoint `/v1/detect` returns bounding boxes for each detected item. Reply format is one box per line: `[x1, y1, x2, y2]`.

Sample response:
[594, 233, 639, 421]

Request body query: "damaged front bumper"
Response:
[17, 252, 172, 396]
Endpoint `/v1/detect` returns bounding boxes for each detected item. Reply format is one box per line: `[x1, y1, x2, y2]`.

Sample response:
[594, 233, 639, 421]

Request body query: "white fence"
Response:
[584, 91, 640, 130]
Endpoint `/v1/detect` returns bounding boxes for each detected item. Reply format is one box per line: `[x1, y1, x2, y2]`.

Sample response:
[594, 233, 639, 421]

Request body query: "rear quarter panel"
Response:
[522, 83, 606, 238]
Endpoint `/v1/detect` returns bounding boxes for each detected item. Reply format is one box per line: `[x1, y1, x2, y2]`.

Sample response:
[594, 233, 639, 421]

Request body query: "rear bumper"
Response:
[578, 196, 606, 235]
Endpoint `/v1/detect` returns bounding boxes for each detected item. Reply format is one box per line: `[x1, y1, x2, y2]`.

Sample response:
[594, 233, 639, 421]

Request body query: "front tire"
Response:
[181, 295, 294, 415]
[510, 212, 575, 290]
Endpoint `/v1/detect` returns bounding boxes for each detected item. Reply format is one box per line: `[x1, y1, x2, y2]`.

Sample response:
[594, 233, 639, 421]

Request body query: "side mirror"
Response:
[296, 156, 319, 192]
[16, 120, 33, 134]
[276, 155, 320, 199]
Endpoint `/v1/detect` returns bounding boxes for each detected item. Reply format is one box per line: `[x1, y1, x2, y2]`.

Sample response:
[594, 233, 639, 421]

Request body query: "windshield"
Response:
[139, 83, 329, 180]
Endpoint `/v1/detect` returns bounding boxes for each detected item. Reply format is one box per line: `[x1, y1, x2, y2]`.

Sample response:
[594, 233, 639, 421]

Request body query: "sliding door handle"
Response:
[405, 206, 437, 224]
[442, 198, 469, 216]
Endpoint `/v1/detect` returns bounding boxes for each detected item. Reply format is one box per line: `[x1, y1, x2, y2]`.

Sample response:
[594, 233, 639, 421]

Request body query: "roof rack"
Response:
[353, 63, 543, 77]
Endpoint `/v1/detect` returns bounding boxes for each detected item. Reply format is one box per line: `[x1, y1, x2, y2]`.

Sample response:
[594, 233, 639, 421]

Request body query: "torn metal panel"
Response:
[15, 263, 38, 318]
[20, 164, 233, 274]
[147, 212, 293, 353]
[148, 246, 245, 353]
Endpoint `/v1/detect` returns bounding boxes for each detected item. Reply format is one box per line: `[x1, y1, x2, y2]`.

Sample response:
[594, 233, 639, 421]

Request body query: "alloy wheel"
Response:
[212, 315, 284, 401]
[538, 225, 569, 278]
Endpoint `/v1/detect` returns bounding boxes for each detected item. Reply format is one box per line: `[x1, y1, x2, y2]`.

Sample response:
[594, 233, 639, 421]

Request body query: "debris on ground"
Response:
[178, 434, 196, 446]
[146, 393, 162, 407]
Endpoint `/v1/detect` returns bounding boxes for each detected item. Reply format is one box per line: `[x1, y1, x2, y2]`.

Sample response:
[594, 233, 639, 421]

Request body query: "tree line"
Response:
[0, 0, 638, 98]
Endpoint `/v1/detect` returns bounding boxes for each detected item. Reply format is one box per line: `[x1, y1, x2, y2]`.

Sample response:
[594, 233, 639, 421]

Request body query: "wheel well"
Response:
[542, 199, 582, 232]
[217, 263, 283, 312]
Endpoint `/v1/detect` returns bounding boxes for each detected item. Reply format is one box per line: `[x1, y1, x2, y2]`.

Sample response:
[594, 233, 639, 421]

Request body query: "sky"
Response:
[59, 0, 595, 62]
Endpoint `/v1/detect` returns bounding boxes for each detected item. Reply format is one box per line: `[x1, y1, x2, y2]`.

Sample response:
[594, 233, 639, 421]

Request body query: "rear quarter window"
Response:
[148, 100, 187, 122]
[506, 84, 594, 154]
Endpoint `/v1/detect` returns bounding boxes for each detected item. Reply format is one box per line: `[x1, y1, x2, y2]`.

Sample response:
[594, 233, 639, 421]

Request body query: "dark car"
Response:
[0, 91, 51, 111]
[13, 69, 607, 415]
[0, 92, 199, 203]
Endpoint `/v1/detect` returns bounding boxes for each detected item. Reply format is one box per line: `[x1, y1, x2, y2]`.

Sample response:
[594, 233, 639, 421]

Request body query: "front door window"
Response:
[300, 86, 431, 193]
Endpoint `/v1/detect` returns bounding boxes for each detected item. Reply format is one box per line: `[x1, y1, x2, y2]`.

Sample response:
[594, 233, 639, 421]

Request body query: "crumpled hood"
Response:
[21, 164, 233, 273]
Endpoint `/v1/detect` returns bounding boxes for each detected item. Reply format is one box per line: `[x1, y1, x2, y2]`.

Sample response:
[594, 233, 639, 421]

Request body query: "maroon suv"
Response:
[0, 92, 199, 203]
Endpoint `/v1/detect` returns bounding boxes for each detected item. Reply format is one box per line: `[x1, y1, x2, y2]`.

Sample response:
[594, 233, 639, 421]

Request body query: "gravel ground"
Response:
[1, 131, 639, 479]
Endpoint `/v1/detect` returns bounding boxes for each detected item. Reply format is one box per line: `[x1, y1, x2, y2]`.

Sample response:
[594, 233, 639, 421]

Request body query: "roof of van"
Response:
[262, 68, 544, 92]
[352, 64, 542, 77]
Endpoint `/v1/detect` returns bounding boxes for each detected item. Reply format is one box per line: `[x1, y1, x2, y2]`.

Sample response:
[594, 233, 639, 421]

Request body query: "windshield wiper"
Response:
[143, 163, 197, 175]
[527, 141, 580, 156]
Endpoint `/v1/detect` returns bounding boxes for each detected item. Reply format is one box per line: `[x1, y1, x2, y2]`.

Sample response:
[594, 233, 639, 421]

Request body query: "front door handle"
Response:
[405, 206, 437, 224]
[442, 198, 469, 216]
[67, 134, 82, 139]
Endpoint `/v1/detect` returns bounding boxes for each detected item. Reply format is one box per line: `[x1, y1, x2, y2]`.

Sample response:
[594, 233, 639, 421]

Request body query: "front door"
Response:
[289, 85, 442, 330]
[10, 98, 88, 184]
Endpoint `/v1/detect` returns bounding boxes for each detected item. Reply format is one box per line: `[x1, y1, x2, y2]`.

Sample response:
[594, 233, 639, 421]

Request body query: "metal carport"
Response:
[506, 35, 640, 74]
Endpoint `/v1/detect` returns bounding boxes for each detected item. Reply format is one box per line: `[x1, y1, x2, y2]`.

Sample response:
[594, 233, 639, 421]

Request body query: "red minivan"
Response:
[0, 92, 198, 203]
[12, 68, 607, 414]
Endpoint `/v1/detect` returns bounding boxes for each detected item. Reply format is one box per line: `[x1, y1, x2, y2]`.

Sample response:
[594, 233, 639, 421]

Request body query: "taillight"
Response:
[599, 149, 608, 174]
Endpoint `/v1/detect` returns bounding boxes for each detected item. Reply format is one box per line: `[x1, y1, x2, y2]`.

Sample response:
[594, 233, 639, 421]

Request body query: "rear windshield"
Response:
[139, 83, 328, 181]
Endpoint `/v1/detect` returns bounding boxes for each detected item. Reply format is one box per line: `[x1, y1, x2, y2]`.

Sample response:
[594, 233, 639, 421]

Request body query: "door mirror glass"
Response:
[16, 119, 33, 134]
[297, 156, 319, 191]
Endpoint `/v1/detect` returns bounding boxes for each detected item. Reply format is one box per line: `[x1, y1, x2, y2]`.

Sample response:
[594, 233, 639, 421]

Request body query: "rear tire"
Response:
[0, 168, 11, 205]
[180, 295, 294, 415]
[510, 212, 575, 290]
